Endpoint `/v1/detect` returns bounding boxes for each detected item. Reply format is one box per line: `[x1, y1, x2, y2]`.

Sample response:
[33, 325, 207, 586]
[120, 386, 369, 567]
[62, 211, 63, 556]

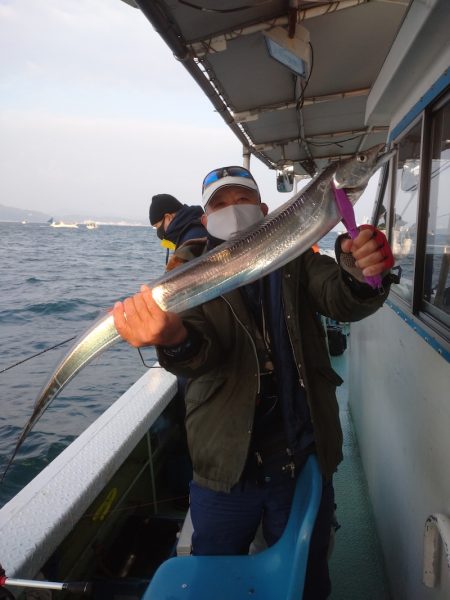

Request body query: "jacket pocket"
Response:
[185, 375, 227, 417]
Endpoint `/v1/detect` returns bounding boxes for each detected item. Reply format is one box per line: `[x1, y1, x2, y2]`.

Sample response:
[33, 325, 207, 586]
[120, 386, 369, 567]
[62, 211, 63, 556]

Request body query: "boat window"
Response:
[422, 98, 450, 326]
[390, 121, 422, 305]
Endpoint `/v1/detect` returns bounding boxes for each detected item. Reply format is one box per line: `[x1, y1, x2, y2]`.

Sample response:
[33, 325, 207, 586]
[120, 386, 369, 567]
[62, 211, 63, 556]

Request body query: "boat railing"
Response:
[0, 367, 177, 580]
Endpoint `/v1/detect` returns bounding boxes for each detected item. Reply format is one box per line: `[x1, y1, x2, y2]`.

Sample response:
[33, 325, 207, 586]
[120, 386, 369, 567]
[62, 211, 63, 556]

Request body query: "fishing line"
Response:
[0, 342, 160, 483]
[0, 337, 77, 375]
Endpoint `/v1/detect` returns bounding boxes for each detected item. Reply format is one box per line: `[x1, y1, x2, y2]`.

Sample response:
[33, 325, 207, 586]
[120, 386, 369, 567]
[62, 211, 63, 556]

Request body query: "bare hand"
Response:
[340, 227, 391, 277]
[112, 285, 188, 348]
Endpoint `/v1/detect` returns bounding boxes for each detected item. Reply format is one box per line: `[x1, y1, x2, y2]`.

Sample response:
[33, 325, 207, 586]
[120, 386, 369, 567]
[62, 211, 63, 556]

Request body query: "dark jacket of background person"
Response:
[164, 204, 205, 248]
[157, 243, 389, 492]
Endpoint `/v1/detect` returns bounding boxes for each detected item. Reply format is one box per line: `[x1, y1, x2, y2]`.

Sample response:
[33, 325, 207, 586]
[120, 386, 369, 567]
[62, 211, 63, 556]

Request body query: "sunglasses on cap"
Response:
[202, 166, 256, 192]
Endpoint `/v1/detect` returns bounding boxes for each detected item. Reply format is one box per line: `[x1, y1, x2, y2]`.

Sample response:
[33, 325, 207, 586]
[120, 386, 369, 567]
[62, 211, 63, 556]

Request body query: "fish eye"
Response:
[357, 154, 367, 163]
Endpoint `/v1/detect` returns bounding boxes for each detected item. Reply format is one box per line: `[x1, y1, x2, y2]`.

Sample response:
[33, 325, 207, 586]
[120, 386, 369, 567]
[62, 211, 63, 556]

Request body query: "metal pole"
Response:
[0, 577, 91, 595]
[243, 146, 251, 170]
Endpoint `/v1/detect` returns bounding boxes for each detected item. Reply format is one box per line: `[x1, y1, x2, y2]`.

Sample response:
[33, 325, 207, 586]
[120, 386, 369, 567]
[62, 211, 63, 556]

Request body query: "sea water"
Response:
[0, 221, 337, 508]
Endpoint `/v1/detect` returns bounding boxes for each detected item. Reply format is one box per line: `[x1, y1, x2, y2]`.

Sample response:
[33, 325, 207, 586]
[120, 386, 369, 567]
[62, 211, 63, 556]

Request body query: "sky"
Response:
[0, 0, 379, 224]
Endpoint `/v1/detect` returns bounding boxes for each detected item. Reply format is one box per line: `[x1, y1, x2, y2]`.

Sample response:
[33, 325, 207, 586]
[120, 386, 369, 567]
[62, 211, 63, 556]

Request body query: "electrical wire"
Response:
[293, 44, 370, 152]
[294, 41, 315, 173]
[306, 133, 371, 147]
[296, 41, 314, 112]
[178, 0, 270, 13]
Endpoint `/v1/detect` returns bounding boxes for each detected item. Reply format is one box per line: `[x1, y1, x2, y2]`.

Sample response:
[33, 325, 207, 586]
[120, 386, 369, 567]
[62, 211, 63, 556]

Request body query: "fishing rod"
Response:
[0, 573, 92, 596]
[0, 563, 92, 597]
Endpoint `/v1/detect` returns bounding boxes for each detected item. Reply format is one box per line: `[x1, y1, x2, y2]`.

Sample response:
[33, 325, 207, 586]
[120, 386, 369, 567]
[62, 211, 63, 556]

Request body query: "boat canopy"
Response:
[124, 0, 412, 178]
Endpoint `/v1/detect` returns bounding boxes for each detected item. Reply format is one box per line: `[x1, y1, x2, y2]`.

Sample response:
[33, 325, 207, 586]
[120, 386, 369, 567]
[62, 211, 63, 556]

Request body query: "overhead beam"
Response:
[233, 88, 371, 122]
[253, 126, 389, 152]
[260, 150, 374, 173]
[189, 0, 370, 56]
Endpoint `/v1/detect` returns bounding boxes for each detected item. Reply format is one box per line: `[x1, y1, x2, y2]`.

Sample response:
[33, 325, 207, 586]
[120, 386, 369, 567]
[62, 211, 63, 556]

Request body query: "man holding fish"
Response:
[113, 163, 394, 598]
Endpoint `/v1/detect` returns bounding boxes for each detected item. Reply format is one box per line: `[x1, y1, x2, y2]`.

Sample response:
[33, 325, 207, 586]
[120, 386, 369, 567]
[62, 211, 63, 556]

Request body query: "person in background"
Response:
[114, 166, 395, 599]
[149, 193, 206, 447]
[149, 194, 205, 263]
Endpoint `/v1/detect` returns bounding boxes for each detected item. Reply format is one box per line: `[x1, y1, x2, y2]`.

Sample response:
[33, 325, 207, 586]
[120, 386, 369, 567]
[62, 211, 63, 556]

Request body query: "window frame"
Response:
[386, 115, 423, 312]
[420, 89, 450, 334]
[385, 90, 450, 346]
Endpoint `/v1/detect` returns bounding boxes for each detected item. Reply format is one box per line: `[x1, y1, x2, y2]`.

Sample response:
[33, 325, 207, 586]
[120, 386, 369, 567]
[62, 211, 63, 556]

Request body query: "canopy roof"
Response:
[127, 0, 411, 176]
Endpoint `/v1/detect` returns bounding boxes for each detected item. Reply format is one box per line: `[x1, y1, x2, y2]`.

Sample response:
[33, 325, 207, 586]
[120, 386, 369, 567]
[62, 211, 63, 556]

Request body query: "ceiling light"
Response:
[263, 25, 310, 78]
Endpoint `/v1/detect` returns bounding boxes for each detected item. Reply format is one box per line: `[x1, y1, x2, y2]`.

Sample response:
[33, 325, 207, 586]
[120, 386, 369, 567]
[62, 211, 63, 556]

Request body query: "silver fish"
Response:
[2, 144, 393, 478]
[152, 143, 394, 313]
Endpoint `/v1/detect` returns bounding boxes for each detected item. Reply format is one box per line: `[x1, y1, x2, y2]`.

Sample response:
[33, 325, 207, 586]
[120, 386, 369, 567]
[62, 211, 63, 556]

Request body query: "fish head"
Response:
[333, 144, 396, 198]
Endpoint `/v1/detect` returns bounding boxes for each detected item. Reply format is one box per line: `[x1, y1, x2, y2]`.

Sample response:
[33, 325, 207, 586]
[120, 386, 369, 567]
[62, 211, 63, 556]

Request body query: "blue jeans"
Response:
[189, 474, 334, 599]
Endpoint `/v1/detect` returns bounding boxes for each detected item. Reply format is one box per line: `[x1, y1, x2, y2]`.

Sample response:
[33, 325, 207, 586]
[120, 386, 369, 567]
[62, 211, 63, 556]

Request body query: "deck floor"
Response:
[329, 352, 391, 600]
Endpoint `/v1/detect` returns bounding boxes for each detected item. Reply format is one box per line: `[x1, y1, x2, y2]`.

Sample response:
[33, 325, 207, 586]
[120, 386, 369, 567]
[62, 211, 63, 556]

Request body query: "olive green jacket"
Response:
[157, 248, 389, 491]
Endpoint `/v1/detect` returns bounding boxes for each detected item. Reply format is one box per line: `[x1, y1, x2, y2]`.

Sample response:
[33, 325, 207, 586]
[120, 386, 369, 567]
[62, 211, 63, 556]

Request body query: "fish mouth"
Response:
[334, 143, 397, 192]
[374, 145, 396, 170]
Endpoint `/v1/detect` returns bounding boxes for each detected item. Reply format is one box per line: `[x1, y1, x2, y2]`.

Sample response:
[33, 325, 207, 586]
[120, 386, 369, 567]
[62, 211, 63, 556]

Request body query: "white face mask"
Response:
[206, 203, 264, 241]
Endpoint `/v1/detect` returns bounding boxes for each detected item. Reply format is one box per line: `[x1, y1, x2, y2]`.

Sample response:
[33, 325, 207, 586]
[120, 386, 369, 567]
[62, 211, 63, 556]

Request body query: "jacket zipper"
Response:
[280, 290, 315, 425]
[281, 294, 305, 388]
[221, 296, 261, 394]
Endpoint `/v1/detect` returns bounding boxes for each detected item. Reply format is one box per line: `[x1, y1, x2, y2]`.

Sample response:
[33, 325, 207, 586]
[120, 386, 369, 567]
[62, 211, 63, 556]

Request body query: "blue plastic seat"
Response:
[143, 454, 322, 600]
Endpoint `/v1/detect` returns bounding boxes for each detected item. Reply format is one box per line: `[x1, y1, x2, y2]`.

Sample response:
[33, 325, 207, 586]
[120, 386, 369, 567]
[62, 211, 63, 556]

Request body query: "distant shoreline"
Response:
[0, 220, 148, 227]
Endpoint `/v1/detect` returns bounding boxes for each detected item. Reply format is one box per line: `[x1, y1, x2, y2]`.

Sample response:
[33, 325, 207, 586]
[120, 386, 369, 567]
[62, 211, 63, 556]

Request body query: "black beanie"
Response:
[149, 194, 183, 225]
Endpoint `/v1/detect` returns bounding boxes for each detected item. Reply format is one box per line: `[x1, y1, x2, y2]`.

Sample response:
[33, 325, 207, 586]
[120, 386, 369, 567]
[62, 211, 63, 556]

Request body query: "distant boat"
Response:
[48, 217, 78, 229]
[50, 221, 78, 228]
[85, 221, 98, 229]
